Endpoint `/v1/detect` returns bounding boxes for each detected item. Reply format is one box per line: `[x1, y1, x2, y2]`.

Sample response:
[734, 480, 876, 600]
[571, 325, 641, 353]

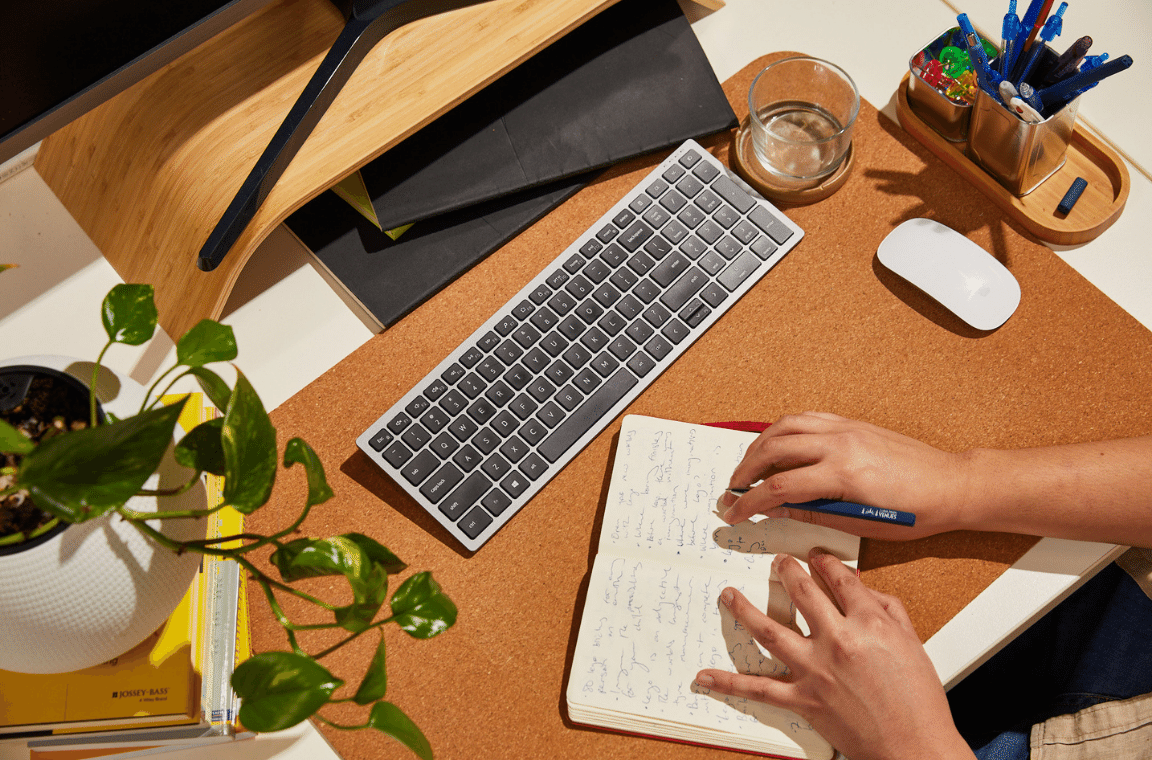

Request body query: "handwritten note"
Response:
[567, 416, 856, 758]
[598, 416, 858, 570]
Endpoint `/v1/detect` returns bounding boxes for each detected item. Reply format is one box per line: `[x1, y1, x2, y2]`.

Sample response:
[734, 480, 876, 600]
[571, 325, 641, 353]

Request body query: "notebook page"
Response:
[599, 416, 859, 573]
[567, 553, 833, 758]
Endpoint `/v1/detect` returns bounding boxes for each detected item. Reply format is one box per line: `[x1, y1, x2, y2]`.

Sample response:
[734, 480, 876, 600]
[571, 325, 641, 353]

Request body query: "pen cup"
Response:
[967, 86, 1079, 196]
[907, 27, 975, 143]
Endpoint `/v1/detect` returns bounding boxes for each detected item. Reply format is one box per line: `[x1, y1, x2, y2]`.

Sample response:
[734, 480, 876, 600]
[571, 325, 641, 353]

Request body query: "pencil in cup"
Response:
[726, 489, 917, 527]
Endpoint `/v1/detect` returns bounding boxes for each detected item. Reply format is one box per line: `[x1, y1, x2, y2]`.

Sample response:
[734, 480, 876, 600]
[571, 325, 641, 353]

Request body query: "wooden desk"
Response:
[243, 55, 1152, 760]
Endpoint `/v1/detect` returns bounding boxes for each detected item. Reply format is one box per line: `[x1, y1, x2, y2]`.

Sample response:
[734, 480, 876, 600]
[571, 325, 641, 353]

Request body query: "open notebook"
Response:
[566, 415, 859, 759]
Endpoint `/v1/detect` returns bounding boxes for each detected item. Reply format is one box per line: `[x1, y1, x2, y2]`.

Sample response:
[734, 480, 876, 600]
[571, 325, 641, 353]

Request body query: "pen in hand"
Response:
[725, 488, 917, 527]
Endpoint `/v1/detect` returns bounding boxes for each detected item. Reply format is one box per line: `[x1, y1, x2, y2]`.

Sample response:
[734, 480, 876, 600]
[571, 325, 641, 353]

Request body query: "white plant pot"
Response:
[0, 356, 204, 674]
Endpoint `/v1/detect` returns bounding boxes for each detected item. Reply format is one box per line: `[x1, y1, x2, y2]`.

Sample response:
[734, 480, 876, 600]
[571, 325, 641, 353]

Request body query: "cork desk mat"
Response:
[246, 54, 1152, 759]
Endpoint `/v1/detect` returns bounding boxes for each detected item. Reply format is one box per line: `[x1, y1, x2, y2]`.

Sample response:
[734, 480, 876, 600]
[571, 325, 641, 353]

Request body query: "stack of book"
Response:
[0, 395, 253, 759]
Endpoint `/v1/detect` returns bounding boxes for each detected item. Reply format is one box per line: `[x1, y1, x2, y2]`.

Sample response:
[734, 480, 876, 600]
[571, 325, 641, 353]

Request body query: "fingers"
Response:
[720, 586, 809, 666]
[806, 548, 879, 618]
[722, 459, 850, 524]
[771, 554, 844, 634]
[694, 668, 793, 707]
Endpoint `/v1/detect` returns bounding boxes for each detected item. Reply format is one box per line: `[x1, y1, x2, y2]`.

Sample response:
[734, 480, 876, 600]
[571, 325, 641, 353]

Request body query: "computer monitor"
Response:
[0, 0, 279, 166]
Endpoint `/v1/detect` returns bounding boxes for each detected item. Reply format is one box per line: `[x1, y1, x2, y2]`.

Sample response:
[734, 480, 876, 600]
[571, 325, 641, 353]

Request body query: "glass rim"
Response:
[747, 56, 861, 146]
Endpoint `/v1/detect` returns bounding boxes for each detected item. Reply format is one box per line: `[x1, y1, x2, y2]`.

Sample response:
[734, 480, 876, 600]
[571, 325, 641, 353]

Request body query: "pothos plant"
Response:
[0, 282, 455, 759]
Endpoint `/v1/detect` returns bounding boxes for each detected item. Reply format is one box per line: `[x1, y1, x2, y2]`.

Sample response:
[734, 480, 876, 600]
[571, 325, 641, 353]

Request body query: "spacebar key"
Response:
[538, 369, 638, 463]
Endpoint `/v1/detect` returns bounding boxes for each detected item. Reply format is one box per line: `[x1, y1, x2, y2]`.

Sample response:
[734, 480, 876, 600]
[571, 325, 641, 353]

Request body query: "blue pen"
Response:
[1000, 0, 1022, 76]
[1036, 53, 1133, 111]
[1018, 82, 1045, 113]
[725, 490, 917, 527]
[1014, 2, 1066, 86]
[1012, 0, 1049, 79]
[957, 13, 997, 95]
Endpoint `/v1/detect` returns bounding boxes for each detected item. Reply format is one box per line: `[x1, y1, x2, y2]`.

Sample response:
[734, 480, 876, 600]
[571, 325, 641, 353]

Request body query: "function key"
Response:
[424, 379, 448, 401]
[368, 429, 393, 451]
[494, 315, 518, 336]
[405, 396, 431, 417]
[460, 346, 484, 368]
[529, 283, 553, 304]
[563, 253, 585, 274]
[512, 299, 535, 319]
[546, 269, 570, 289]
[477, 331, 501, 352]
[678, 149, 702, 168]
[579, 239, 603, 258]
[387, 413, 412, 434]
[441, 363, 465, 384]
[596, 224, 618, 243]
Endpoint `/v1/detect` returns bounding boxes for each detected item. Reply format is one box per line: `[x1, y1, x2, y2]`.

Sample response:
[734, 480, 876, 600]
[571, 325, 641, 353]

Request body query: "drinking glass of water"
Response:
[748, 56, 859, 187]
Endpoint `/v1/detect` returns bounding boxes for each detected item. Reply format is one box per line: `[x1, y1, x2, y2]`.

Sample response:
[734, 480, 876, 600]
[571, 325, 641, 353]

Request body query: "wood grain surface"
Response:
[35, 0, 618, 339]
[242, 54, 1152, 760]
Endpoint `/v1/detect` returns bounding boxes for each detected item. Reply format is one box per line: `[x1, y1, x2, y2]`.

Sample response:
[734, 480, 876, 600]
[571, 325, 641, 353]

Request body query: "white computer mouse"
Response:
[877, 218, 1020, 331]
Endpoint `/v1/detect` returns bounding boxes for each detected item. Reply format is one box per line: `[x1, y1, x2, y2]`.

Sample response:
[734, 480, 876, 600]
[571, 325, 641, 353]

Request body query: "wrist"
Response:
[945, 448, 999, 532]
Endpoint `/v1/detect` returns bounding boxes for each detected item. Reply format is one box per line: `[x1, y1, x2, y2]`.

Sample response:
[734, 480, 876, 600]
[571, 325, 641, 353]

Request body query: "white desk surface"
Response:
[0, 0, 1148, 757]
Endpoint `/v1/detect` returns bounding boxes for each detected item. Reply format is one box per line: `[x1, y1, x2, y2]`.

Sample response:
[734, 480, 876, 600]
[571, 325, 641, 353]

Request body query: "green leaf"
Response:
[185, 366, 231, 412]
[176, 319, 238, 367]
[102, 284, 157, 346]
[367, 702, 432, 760]
[353, 633, 388, 705]
[0, 419, 33, 455]
[174, 418, 226, 475]
[390, 572, 457, 639]
[283, 438, 333, 507]
[220, 371, 277, 514]
[344, 533, 406, 575]
[17, 399, 186, 521]
[232, 652, 343, 732]
[270, 535, 372, 582]
[334, 561, 389, 632]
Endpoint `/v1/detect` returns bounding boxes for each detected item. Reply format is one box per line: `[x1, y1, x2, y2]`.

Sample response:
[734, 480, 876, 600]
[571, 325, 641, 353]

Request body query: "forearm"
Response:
[957, 436, 1152, 546]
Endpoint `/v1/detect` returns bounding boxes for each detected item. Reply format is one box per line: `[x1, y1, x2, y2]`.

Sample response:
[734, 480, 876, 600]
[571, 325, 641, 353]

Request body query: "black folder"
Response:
[286, 0, 737, 329]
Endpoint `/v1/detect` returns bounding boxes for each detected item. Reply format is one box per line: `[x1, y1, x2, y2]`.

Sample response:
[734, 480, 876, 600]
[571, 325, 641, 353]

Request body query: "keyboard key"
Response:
[678, 204, 705, 229]
[712, 204, 739, 230]
[402, 423, 432, 450]
[699, 250, 725, 275]
[402, 450, 441, 486]
[439, 472, 490, 521]
[460, 346, 484, 367]
[499, 435, 528, 463]
[609, 265, 639, 292]
[643, 302, 671, 327]
[519, 453, 547, 481]
[701, 282, 729, 308]
[467, 398, 496, 425]
[676, 174, 704, 197]
[732, 220, 760, 245]
[472, 428, 500, 454]
[368, 429, 393, 451]
[512, 324, 541, 349]
[538, 369, 638, 463]
[662, 163, 686, 182]
[457, 373, 486, 399]
[576, 299, 604, 324]
[591, 351, 619, 377]
[421, 407, 450, 434]
[625, 318, 654, 344]
[449, 416, 479, 442]
[642, 205, 670, 229]
[495, 315, 518, 336]
[659, 190, 687, 213]
[546, 269, 569, 289]
[476, 356, 504, 382]
[494, 339, 523, 365]
[382, 441, 413, 468]
[491, 411, 519, 437]
[692, 160, 720, 183]
[619, 221, 653, 252]
[477, 331, 501, 352]
[453, 444, 483, 472]
[536, 402, 564, 428]
[574, 368, 602, 393]
[405, 397, 430, 417]
[387, 413, 411, 434]
[580, 238, 603, 258]
[563, 343, 592, 369]
[501, 471, 530, 499]
[509, 393, 538, 420]
[430, 432, 460, 459]
[650, 252, 689, 287]
[420, 463, 464, 504]
[644, 235, 672, 259]
[439, 389, 466, 415]
[482, 454, 512, 480]
[547, 289, 576, 315]
[528, 377, 556, 402]
[695, 188, 721, 213]
[662, 220, 689, 244]
[616, 294, 643, 320]
[718, 252, 762, 292]
[518, 419, 548, 446]
[482, 489, 512, 516]
[752, 236, 779, 260]
[679, 149, 701, 168]
[596, 224, 617, 243]
[540, 332, 568, 357]
[592, 283, 621, 309]
[556, 385, 583, 411]
[629, 194, 652, 213]
[680, 299, 711, 328]
[565, 274, 593, 300]
[697, 219, 723, 244]
[529, 284, 552, 304]
[710, 174, 753, 212]
[583, 258, 610, 283]
[609, 336, 637, 361]
[660, 267, 707, 311]
[749, 206, 795, 244]
[661, 318, 690, 344]
[680, 235, 707, 259]
[530, 307, 558, 332]
[627, 351, 657, 378]
[459, 507, 493, 539]
[522, 348, 550, 374]
[645, 179, 669, 198]
[597, 310, 626, 336]
[715, 235, 742, 259]
[633, 279, 660, 303]
[581, 327, 609, 352]
[485, 380, 514, 406]
[545, 359, 574, 385]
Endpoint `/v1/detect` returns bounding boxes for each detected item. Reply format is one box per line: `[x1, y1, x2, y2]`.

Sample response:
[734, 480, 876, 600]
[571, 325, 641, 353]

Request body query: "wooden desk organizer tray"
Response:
[247, 53, 1152, 760]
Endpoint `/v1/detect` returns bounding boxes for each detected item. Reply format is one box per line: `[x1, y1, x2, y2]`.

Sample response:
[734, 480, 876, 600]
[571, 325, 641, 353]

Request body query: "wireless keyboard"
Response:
[356, 139, 804, 551]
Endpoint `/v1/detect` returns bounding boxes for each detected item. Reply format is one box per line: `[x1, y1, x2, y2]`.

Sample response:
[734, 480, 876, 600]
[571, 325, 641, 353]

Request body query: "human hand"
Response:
[694, 550, 975, 760]
[719, 412, 971, 539]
